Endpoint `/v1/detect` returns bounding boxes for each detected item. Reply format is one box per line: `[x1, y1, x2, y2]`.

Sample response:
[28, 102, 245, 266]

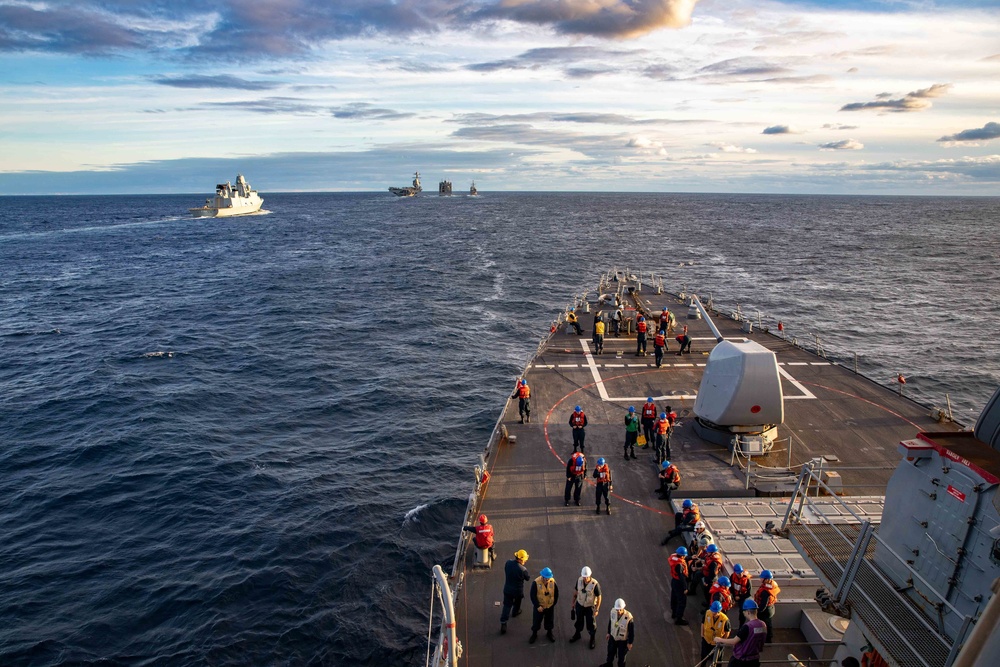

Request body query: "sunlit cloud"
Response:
[840, 83, 952, 113]
[819, 139, 864, 150]
[0, 0, 700, 59]
[477, 0, 700, 39]
[707, 142, 757, 153]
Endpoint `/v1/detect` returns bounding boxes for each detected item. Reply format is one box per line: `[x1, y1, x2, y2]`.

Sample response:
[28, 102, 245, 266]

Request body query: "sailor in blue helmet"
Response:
[566, 306, 584, 335]
[569, 404, 588, 453]
[702, 599, 732, 661]
[662, 498, 700, 544]
[729, 564, 753, 625]
[634, 315, 648, 356]
[593, 457, 613, 515]
[564, 451, 587, 507]
[656, 460, 681, 501]
[512, 378, 531, 423]
[668, 546, 690, 625]
[715, 599, 767, 666]
[529, 567, 559, 644]
[623, 406, 639, 460]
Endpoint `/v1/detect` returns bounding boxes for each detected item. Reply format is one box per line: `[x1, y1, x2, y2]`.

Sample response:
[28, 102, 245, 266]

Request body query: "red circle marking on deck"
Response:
[799, 381, 922, 429]
[536, 371, 923, 514]
[543, 370, 678, 516]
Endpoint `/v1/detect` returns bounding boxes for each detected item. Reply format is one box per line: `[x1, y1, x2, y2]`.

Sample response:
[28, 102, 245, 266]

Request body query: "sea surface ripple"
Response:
[1, 192, 998, 665]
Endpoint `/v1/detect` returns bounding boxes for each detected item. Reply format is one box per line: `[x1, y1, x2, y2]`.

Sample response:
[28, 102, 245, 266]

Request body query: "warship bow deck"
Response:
[448, 279, 961, 667]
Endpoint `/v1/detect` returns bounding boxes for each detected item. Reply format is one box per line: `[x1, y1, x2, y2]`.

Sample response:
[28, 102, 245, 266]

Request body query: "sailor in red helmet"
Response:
[463, 513, 496, 562]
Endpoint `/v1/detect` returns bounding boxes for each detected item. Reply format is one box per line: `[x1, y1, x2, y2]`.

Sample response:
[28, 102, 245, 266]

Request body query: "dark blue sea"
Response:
[2, 192, 998, 665]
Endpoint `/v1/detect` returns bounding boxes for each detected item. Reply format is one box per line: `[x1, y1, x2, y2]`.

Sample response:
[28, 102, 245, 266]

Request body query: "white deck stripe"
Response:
[581, 339, 699, 401]
[778, 364, 816, 400]
[582, 339, 611, 401]
[787, 362, 809, 366]
[558, 364, 578, 368]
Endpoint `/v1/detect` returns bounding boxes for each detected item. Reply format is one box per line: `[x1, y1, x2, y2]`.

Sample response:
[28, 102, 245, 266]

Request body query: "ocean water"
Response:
[1, 192, 998, 665]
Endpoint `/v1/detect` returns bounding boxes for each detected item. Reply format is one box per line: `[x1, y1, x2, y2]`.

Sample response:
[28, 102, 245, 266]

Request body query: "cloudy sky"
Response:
[1, 0, 998, 195]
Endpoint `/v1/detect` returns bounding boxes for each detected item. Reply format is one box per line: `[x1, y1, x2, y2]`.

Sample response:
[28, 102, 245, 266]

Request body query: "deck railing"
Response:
[779, 461, 971, 667]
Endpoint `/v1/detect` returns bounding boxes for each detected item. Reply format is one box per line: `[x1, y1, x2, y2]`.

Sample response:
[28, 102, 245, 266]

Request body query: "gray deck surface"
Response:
[454, 287, 959, 667]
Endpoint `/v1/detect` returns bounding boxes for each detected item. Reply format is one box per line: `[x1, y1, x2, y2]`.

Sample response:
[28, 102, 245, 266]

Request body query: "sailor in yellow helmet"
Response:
[500, 549, 530, 635]
[601, 598, 634, 667]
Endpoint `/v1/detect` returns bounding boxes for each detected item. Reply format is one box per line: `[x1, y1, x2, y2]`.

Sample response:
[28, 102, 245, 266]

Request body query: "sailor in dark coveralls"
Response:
[499, 549, 531, 634]
[715, 600, 768, 667]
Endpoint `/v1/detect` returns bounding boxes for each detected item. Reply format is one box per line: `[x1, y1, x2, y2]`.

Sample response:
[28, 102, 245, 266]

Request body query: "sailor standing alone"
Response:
[512, 379, 531, 423]
[569, 405, 588, 453]
[601, 598, 634, 667]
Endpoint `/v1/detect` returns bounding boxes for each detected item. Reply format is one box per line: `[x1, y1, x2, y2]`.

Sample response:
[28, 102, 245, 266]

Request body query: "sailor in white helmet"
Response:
[686, 521, 715, 599]
[689, 520, 715, 558]
[569, 565, 602, 649]
[601, 598, 634, 667]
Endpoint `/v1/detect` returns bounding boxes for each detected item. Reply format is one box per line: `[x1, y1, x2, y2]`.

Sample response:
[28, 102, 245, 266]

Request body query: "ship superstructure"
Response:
[439, 180, 453, 195]
[427, 270, 997, 667]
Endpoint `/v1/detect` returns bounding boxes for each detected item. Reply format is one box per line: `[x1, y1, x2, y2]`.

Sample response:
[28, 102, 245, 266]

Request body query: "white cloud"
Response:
[707, 142, 757, 153]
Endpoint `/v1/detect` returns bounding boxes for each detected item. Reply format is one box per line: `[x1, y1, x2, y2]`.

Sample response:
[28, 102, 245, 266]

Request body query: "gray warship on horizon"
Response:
[389, 171, 422, 197]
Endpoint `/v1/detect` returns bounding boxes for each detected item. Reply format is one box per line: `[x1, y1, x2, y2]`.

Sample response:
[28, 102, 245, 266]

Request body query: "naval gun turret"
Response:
[685, 295, 784, 453]
[693, 339, 784, 452]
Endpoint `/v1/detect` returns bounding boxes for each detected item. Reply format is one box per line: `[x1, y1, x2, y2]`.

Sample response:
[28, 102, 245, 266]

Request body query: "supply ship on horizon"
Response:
[427, 269, 1000, 667]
